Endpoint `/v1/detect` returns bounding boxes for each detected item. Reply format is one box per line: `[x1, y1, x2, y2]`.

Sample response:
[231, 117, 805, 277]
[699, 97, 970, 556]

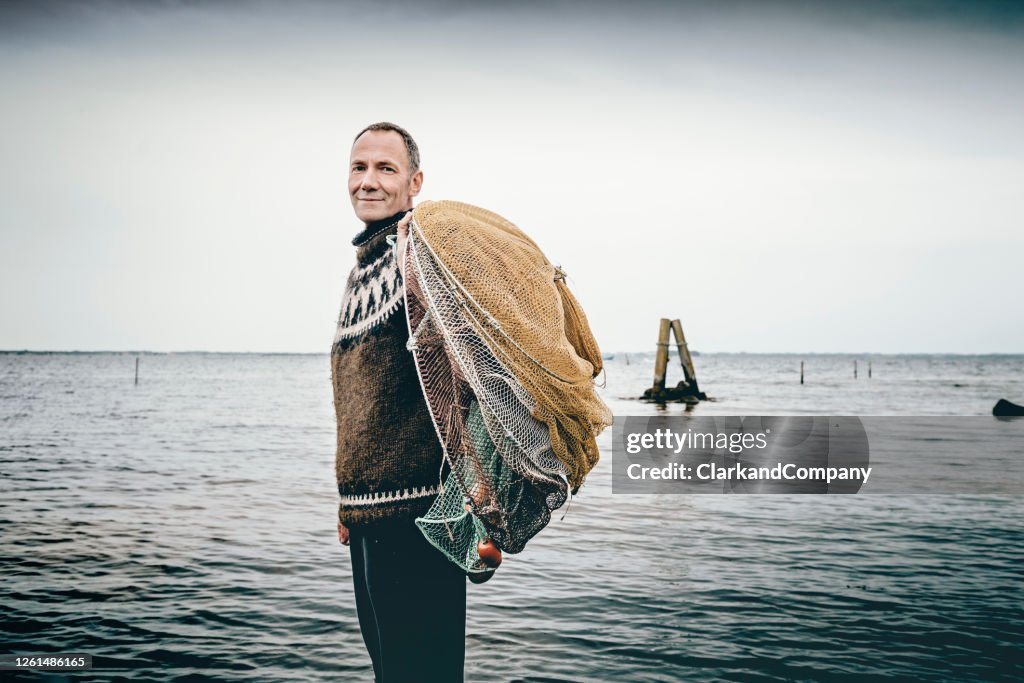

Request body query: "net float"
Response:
[477, 537, 502, 568]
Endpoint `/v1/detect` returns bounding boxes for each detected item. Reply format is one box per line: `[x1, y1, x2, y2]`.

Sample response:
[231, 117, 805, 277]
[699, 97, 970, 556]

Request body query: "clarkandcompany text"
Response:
[626, 462, 873, 485]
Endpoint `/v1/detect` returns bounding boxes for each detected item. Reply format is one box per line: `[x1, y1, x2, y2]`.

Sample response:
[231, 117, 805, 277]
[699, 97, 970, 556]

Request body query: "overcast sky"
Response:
[1, 0, 1021, 353]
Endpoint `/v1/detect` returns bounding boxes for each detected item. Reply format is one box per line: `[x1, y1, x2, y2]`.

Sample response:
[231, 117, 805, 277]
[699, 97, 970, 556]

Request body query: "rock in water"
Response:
[993, 398, 1024, 417]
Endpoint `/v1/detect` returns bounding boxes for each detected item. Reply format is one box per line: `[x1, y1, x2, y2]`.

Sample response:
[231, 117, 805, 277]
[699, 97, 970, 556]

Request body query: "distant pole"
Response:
[134, 356, 139, 385]
[854, 360, 858, 379]
[800, 360, 804, 385]
[625, 353, 630, 366]
[868, 361, 872, 379]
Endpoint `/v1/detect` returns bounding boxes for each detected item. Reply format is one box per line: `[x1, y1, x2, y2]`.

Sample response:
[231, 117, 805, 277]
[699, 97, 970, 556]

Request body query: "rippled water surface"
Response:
[2, 352, 1022, 681]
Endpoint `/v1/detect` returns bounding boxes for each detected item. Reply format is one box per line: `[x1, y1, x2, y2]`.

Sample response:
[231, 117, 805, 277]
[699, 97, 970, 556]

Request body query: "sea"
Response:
[1, 351, 1022, 682]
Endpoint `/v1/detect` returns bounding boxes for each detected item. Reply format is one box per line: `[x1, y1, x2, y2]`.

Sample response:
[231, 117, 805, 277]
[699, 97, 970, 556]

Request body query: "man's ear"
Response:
[409, 169, 424, 198]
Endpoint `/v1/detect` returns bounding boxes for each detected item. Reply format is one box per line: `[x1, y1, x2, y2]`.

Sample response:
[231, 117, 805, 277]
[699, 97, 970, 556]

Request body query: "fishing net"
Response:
[402, 200, 612, 575]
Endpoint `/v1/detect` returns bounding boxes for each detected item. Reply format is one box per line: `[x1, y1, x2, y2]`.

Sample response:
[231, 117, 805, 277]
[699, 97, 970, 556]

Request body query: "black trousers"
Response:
[349, 517, 467, 683]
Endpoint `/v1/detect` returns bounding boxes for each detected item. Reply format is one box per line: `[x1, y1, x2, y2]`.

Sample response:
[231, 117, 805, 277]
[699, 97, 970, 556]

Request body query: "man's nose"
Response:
[360, 169, 380, 190]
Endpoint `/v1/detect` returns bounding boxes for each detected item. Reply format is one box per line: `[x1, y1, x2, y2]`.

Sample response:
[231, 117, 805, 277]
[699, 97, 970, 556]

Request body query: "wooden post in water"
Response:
[854, 360, 858, 379]
[651, 318, 671, 395]
[134, 356, 139, 385]
[868, 361, 872, 379]
[800, 361, 804, 385]
[670, 319, 700, 393]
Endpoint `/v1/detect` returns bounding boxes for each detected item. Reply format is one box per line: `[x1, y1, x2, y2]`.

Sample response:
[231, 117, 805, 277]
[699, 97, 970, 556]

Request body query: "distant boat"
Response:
[992, 398, 1024, 417]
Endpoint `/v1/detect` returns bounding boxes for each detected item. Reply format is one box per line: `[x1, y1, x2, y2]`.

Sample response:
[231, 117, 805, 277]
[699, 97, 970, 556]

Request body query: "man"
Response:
[331, 122, 467, 682]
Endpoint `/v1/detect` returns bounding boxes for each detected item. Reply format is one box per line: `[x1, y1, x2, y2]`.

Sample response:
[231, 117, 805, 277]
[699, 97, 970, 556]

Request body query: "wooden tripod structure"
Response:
[641, 318, 707, 402]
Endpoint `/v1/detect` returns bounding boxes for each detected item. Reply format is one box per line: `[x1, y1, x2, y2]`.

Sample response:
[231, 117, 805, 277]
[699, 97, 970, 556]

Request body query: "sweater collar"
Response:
[351, 210, 411, 247]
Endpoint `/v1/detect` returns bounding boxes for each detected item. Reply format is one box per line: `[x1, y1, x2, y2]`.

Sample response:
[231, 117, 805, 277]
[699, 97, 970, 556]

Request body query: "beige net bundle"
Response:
[410, 200, 612, 490]
[402, 200, 612, 575]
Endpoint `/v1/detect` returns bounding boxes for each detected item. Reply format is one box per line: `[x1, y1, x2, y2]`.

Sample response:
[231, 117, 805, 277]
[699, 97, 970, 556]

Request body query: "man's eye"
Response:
[352, 165, 365, 172]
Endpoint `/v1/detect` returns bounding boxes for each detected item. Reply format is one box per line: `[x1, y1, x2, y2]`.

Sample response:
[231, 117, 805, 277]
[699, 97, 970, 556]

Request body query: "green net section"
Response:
[416, 400, 565, 574]
[415, 401, 497, 574]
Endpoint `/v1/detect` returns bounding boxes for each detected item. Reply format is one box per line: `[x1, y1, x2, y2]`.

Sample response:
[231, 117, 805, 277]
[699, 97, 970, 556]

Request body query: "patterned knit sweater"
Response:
[331, 211, 444, 525]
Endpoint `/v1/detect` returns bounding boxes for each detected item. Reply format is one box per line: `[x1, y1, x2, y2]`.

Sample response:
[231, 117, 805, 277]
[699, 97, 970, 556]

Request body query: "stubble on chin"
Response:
[352, 199, 386, 224]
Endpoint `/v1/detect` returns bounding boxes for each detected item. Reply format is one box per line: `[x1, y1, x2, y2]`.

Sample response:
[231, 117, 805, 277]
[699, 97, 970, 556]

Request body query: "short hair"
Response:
[353, 122, 420, 173]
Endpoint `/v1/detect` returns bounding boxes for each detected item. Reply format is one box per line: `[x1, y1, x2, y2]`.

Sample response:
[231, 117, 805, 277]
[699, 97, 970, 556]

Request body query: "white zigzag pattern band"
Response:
[338, 484, 440, 507]
[333, 246, 404, 343]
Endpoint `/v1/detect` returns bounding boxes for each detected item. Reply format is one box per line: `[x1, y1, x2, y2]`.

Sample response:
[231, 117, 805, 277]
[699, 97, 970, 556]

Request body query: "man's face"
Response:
[348, 130, 423, 223]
